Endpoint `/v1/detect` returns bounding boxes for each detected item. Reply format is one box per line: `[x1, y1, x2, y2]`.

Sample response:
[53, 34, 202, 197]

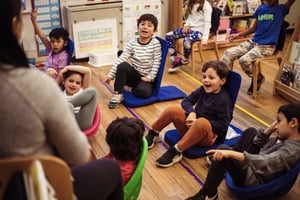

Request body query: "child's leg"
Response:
[152, 105, 187, 133]
[114, 62, 140, 93]
[165, 28, 185, 57]
[182, 31, 202, 61]
[220, 40, 253, 69]
[232, 127, 260, 154]
[132, 81, 153, 98]
[176, 117, 215, 151]
[68, 87, 97, 130]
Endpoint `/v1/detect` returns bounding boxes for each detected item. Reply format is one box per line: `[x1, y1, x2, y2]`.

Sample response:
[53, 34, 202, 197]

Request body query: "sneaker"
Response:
[108, 93, 124, 109]
[247, 73, 265, 95]
[168, 57, 182, 73]
[186, 190, 218, 200]
[155, 146, 183, 167]
[145, 130, 160, 149]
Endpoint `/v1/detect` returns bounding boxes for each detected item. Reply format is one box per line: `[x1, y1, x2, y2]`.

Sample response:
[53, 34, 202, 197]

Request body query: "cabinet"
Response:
[273, 19, 300, 103]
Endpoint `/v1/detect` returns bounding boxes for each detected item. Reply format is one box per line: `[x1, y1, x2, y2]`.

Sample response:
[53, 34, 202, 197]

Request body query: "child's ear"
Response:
[290, 118, 299, 129]
[64, 40, 68, 47]
[220, 78, 227, 86]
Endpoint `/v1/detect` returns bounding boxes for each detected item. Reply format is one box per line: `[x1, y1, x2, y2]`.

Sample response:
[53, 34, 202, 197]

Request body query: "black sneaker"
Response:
[186, 190, 218, 200]
[155, 146, 183, 167]
[145, 130, 160, 149]
[247, 73, 265, 95]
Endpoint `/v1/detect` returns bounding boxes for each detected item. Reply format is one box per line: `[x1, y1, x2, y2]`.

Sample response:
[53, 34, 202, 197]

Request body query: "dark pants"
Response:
[71, 159, 123, 200]
[114, 62, 153, 98]
[203, 127, 260, 196]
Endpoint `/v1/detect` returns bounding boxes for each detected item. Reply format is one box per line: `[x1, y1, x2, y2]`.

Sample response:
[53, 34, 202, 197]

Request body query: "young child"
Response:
[166, 0, 212, 72]
[145, 61, 232, 167]
[220, 0, 295, 95]
[105, 13, 162, 109]
[58, 65, 97, 130]
[103, 117, 145, 185]
[187, 103, 300, 200]
[31, 9, 70, 79]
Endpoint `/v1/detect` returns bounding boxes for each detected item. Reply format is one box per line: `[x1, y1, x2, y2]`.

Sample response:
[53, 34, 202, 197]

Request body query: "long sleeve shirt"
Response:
[181, 86, 232, 142]
[243, 129, 300, 186]
[108, 37, 162, 82]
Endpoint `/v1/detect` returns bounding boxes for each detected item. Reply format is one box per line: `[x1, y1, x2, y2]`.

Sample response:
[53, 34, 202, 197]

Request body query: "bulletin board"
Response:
[72, 18, 118, 59]
[122, 0, 161, 45]
[31, 0, 62, 56]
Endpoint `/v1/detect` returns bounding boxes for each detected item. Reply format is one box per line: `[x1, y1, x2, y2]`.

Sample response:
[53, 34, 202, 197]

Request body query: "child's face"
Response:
[138, 20, 156, 42]
[266, 0, 279, 6]
[50, 37, 67, 54]
[63, 74, 82, 96]
[276, 112, 294, 140]
[201, 68, 226, 94]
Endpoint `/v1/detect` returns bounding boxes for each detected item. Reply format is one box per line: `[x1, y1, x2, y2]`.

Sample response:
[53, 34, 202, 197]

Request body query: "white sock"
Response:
[174, 144, 183, 152]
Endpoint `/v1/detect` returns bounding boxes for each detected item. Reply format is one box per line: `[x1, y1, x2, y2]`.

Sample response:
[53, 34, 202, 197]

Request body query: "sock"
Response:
[174, 144, 183, 152]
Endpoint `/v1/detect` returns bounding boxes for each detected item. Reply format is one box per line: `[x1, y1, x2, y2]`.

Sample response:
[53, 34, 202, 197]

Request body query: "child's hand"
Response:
[206, 149, 231, 161]
[263, 120, 278, 136]
[46, 68, 58, 78]
[30, 9, 38, 23]
[105, 77, 112, 84]
[141, 76, 151, 82]
[185, 112, 196, 128]
[182, 26, 191, 35]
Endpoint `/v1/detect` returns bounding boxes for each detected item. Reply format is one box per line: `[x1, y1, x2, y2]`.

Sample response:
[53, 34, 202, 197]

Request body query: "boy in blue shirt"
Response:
[221, 0, 295, 95]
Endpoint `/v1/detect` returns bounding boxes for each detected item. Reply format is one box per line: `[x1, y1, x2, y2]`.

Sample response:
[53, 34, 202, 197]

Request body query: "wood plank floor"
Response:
[75, 34, 300, 200]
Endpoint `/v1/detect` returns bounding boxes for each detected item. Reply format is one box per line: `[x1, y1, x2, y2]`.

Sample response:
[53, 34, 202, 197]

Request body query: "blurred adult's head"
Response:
[0, 0, 29, 68]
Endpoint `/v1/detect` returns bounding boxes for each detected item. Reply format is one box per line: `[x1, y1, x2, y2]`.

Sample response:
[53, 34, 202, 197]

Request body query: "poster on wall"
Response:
[122, 0, 161, 45]
[31, 0, 62, 56]
[72, 18, 118, 60]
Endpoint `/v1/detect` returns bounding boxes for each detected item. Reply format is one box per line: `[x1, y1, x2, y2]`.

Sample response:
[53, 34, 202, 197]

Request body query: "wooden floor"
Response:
[75, 34, 300, 199]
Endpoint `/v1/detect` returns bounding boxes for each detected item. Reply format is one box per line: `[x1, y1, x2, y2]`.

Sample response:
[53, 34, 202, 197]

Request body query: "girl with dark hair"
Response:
[0, 1, 123, 199]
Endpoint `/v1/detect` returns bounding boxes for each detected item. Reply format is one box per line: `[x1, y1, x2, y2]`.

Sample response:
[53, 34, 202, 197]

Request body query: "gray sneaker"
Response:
[109, 93, 124, 109]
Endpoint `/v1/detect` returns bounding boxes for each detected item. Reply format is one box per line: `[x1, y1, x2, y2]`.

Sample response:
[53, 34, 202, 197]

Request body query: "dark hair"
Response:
[106, 117, 145, 161]
[187, 0, 205, 14]
[278, 103, 300, 133]
[137, 13, 158, 31]
[49, 27, 69, 42]
[60, 70, 83, 90]
[202, 60, 229, 79]
[0, 0, 29, 68]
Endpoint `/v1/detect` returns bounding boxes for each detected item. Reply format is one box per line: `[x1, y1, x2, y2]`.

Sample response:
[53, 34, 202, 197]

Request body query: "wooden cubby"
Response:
[273, 18, 300, 103]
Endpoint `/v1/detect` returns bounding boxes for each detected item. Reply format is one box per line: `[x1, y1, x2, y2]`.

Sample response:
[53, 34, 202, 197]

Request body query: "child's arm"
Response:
[61, 65, 91, 88]
[30, 9, 50, 50]
[206, 149, 245, 162]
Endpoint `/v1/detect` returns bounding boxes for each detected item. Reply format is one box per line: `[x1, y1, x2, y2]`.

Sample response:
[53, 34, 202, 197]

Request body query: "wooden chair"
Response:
[0, 155, 74, 200]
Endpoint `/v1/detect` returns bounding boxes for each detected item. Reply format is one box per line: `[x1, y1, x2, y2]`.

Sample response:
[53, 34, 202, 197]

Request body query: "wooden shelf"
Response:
[273, 18, 300, 103]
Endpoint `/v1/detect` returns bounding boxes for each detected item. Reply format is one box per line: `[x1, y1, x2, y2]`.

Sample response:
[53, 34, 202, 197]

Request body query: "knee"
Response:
[117, 62, 130, 72]
[133, 88, 152, 98]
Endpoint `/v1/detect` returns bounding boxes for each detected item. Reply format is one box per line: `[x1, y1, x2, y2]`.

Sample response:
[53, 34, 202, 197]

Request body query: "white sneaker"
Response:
[109, 93, 124, 109]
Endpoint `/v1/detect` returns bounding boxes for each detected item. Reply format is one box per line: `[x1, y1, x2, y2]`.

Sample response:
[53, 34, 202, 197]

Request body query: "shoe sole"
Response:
[108, 103, 120, 109]
[148, 137, 161, 149]
[168, 66, 181, 73]
[155, 153, 183, 168]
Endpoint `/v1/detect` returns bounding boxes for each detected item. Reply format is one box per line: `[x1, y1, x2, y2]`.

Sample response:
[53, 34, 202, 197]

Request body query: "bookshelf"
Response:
[273, 18, 300, 103]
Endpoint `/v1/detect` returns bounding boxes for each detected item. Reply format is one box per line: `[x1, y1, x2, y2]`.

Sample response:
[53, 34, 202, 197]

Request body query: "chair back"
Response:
[152, 36, 168, 96]
[0, 155, 74, 200]
[123, 137, 148, 200]
[226, 159, 300, 199]
[67, 38, 74, 64]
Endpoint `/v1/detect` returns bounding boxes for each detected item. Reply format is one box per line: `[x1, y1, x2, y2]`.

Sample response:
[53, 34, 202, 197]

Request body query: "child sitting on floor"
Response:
[145, 60, 232, 168]
[103, 117, 145, 185]
[31, 9, 70, 79]
[57, 65, 97, 130]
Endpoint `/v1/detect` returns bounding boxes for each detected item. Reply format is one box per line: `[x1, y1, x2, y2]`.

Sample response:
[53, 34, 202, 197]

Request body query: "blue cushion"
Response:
[122, 37, 186, 108]
[164, 124, 242, 158]
[226, 160, 300, 198]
